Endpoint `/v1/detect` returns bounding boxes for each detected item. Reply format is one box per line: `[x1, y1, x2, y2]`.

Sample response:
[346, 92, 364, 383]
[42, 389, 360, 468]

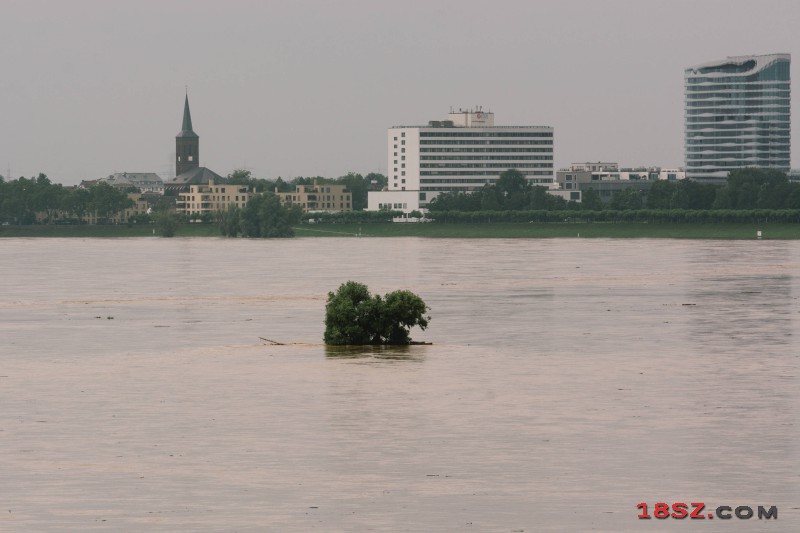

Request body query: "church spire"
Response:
[177, 92, 198, 138]
[176, 92, 200, 177]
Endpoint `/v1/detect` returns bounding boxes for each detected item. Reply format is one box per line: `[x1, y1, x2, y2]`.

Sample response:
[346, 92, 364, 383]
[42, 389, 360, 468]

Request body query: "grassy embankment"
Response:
[2, 222, 798, 239]
[0, 224, 220, 237]
[298, 222, 798, 239]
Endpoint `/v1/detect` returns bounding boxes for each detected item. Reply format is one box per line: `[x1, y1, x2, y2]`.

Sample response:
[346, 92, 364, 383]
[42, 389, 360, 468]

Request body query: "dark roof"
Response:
[166, 167, 226, 187]
[176, 94, 198, 138]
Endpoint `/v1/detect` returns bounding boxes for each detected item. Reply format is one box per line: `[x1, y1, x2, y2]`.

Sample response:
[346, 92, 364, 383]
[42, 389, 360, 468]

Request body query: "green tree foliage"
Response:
[427, 171, 573, 212]
[324, 281, 430, 345]
[219, 204, 241, 236]
[365, 172, 388, 191]
[337, 173, 369, 211]
[88, 182, 134, 223]
[154, 211, 178, 237]
[226, 169, 275, 193]
[581, 188, 603, 211]
[719, 168, 797, 209]
[239, 192, 302, 237]
[647, 180, 717, 210]
[609, 188, 644, 210]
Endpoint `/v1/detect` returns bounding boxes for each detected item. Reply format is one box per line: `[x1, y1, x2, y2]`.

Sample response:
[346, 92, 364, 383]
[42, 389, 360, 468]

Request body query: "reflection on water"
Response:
[0, 237, 798, 531]
[324, 344, 426, 361]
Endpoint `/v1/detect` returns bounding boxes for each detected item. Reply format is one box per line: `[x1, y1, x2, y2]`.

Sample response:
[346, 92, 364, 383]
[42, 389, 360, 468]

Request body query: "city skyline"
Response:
[1, 0, 797, 186]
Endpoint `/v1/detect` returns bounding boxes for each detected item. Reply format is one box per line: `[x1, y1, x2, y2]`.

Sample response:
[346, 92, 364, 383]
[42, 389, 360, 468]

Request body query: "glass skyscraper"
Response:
[685, 53, 791, 182]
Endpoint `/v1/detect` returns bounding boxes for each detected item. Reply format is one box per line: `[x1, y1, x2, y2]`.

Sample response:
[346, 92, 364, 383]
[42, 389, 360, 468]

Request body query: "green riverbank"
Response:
[3, 222, 798, 239]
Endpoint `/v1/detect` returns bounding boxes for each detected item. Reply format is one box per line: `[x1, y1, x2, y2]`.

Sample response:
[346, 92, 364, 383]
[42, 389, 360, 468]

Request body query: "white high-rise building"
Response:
[382, 108, 554, 207]
[685, 53, 791, 182]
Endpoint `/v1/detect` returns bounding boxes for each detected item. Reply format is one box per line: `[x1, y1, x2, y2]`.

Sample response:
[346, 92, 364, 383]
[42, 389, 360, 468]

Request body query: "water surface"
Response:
[1, 237, 798, 531]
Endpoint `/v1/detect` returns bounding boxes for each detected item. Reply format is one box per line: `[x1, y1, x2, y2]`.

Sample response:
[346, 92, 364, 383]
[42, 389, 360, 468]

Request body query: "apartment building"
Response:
[276, 182, 352, 212]
[176, 179, 254, 214]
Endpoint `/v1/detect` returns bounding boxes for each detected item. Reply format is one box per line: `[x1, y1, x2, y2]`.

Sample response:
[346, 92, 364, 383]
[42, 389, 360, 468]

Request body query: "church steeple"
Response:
[178, 93, 197, 138]
[176, 92, 199, 176]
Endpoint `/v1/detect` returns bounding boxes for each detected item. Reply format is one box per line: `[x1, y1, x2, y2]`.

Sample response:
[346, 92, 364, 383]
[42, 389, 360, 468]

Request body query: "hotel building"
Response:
[378, 108, 554, 209]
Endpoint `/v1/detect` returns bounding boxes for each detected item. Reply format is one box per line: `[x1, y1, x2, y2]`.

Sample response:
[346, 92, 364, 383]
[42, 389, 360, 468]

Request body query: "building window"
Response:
[401, 132, 405, 137]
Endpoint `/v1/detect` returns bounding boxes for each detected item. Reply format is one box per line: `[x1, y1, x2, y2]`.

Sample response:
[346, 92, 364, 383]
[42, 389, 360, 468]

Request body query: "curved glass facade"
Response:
[684, 54, 791, 182]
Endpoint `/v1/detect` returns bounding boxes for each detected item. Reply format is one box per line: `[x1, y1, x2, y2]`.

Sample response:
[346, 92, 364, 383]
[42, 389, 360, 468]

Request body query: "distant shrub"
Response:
[324, 281, 430, 345]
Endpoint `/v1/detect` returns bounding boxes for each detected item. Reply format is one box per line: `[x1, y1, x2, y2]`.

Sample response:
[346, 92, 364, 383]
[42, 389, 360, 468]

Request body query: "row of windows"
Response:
[179, 194, 248, 202]
[420, 178, 554, 184]
[686, 154, 790, 161]
[685, 82, 789, 92]
[686, 127, 790, 134]
[421, 186, 479, 191]
[420, 171, 553, 176]
[686, 146, 791, 153]
[686, 90, 789, 100]
[686, 139, 791, 145]
[419, 131, 553, 138]
[686, 99, 789, 107]
[686, 106, 790, 115]
[420, 147, 553, 153]
[420, 139, 553, 146]
[686, 122, 790, 130]
[377, 203, 408, 209]
[420, 156, 553, 161]
[420, 163, 553, 169]
[686, 160, 790, 167]
[685, 115, 789, 125]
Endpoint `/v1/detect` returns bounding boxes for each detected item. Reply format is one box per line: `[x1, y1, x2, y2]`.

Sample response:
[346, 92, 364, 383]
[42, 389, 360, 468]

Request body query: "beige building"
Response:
[276, 182, 352, 212]
[176, 179, 255, 215]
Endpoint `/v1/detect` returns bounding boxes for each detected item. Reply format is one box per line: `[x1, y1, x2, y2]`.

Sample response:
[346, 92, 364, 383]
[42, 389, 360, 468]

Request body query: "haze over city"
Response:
[1, 0, 797, 186]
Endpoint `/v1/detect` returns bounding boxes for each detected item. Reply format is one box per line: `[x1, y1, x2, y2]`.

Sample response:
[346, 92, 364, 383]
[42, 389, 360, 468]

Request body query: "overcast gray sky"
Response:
[1, 0, 797, 185]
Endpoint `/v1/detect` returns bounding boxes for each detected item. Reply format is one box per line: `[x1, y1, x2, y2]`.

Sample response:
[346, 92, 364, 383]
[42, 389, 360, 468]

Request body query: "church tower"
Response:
[175, 93, 199, 177]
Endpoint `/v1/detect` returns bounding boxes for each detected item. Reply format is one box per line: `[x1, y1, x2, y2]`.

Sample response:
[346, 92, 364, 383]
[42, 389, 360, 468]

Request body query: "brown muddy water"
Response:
[0, 237, 798, 532]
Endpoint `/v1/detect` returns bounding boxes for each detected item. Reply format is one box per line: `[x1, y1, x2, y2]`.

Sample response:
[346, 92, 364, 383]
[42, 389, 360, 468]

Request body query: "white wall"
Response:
[367, 190, 421, 213]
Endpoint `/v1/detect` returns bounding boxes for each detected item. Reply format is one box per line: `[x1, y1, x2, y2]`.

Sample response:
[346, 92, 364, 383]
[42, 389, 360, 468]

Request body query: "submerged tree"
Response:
[323, 281, 430, 345]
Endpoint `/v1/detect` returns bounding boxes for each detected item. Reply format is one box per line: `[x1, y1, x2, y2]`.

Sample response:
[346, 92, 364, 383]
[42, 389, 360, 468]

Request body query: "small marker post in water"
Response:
[757, 230, 762, 239]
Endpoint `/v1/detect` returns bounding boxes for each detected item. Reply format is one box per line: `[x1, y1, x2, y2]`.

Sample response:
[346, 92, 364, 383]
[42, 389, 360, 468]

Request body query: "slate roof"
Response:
[165, 167, 226, 188]
[107, 172, 164, 185]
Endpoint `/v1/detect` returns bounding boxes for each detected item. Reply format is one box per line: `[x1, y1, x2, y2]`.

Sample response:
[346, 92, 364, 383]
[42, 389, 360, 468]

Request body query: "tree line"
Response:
[428, 168, 800, 213]
[0, 170, 388, 226]
[0, 174, 138, 225]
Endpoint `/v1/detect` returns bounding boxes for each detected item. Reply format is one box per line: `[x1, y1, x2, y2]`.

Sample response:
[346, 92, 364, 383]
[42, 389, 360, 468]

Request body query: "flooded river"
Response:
[1, 237, 798, 531]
